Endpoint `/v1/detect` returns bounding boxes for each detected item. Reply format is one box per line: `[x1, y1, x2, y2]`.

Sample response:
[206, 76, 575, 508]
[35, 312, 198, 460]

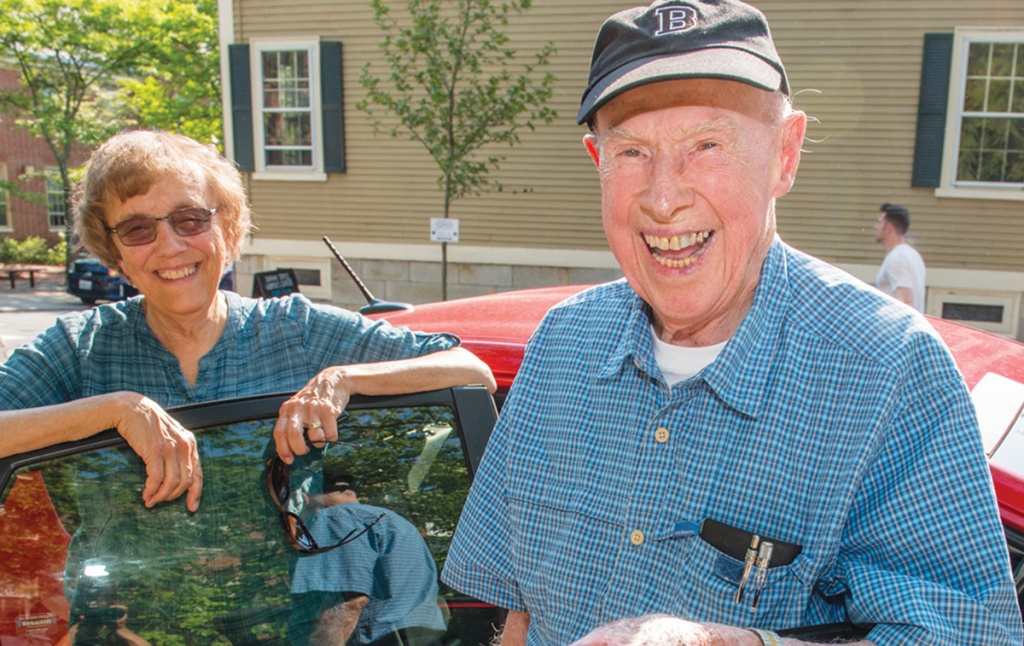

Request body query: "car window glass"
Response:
[0, 402, 499, 645]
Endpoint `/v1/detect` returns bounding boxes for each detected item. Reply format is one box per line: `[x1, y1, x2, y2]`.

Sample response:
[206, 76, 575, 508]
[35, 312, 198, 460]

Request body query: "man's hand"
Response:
[570, 615, 877, 646]
[570, 615, 760, 646]
[115, 393, 202, 512]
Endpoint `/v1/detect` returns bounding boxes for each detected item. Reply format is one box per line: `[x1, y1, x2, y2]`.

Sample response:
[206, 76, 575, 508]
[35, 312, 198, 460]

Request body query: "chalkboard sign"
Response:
[253, 268, 300, 298]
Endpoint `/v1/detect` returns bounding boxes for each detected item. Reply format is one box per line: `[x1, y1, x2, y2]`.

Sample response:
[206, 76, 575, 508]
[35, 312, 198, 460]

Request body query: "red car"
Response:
[0, 284, 1021, 644]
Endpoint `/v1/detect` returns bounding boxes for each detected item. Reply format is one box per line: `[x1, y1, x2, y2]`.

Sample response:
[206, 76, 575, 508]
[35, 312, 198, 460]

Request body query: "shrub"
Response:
[0, 235, 66, 265]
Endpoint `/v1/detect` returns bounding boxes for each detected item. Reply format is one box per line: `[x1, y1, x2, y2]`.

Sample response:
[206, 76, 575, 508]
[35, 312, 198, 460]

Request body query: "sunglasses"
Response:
[264, 444, 385, 554]
[106, 207, 216, 246]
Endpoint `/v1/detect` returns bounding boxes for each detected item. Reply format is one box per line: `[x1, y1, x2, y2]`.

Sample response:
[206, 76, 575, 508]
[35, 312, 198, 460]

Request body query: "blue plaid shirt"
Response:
[289, 502, 446, 645]
[0, 292, 458, 410]
[443, 239, 1022, 645]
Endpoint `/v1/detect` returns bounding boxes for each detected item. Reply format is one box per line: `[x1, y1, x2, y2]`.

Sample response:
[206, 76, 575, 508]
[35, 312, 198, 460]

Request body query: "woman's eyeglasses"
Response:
[264, 446, 385, 555]
[106, 207, 216, 246]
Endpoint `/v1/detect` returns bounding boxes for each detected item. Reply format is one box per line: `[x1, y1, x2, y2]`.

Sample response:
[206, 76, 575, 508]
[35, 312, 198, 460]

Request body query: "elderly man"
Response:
[441, 1, 1022, 645]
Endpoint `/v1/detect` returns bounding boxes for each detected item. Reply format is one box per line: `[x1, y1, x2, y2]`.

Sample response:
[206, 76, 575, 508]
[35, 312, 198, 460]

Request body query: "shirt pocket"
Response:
[652, 527, 821, 629]
[506, 485, 619, 629]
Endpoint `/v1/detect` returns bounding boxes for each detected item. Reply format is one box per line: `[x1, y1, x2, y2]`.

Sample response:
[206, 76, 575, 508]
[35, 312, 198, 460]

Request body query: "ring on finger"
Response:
[304, 420, 323, 430]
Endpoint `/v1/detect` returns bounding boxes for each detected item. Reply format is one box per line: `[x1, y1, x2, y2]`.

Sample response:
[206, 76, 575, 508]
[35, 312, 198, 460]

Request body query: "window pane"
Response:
[266, 149, 313, 166]
[989, 79, 1012, 113]
[1013, 79, 1024, 113]
[967, 42, 990, 76]
[982, 117, 1011, 151]
[964, 78, 988, 112]
[991, 43, 1016, 77]
[45, 169, 66, 228]
[960, 117, 984, 149]
[262, 51, 277, 79]
[264, 86, 311, 110]
[264, 112, 311, 148]
[958, 148, 980, 181]
[978, 150, 1006, 182]
[1009, 119, 1024, 150]
[0, 164, 7, 228]
[1006, 152, 1024, 183]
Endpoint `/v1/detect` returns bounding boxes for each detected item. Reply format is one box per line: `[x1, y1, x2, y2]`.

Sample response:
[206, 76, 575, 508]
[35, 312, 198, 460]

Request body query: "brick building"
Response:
[0, 66, 89, 244]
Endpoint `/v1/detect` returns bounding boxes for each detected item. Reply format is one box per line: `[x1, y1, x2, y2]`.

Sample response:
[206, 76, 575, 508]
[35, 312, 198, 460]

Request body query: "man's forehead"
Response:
[594, 77, 778, 131]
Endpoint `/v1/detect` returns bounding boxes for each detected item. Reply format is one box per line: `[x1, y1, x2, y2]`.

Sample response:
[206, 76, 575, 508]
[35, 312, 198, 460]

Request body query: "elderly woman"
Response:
[0, 129, 495, 513]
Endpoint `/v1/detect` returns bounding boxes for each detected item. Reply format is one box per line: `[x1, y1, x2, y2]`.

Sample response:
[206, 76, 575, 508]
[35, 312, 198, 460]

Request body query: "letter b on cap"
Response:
[653, 4, 697, 36]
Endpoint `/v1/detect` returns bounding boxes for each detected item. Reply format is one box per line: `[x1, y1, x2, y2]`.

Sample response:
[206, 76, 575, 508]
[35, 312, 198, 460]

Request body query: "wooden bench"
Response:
[0, 267, 41, 289]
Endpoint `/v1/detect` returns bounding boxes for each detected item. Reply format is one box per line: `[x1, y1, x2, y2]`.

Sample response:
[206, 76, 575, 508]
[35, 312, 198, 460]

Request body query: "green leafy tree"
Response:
[119, 0, 222, 146]
[359, 0, 557, 299]
[0, 0, 160, 274]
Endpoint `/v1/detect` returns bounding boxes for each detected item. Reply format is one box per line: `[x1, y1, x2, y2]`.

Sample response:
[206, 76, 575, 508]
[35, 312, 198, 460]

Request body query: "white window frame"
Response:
[45, 166, 66, 230]
[249, 37, 326, 181]
[937, 27, 1024, 202]
[0, 163, 10, 231]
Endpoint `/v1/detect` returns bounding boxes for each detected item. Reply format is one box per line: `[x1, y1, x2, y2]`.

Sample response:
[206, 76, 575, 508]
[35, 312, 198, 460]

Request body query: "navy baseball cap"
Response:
[578, 0, 789, 125]
[322, 465, 358, 494]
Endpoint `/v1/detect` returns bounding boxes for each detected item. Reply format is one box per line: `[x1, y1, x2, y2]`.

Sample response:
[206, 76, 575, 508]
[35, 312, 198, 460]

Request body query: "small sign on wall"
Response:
[253, 268, 300, 298]
[430, 218, 459, 243]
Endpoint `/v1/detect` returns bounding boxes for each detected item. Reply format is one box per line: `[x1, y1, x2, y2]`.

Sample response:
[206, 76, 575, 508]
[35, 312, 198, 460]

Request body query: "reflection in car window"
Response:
[0, 402, 499, 645]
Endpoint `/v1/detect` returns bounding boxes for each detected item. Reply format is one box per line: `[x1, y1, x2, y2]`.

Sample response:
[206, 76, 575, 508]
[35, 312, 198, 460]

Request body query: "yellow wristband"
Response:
[749, 628, 783, 646]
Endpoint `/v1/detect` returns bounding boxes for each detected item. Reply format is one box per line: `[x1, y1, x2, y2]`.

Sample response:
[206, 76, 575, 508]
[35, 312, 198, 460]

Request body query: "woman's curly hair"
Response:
[74, 129, 253, 270]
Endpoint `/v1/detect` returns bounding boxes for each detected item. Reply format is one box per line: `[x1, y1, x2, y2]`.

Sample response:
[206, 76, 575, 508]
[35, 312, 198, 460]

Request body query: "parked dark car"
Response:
[67, 258, 234, 305]
[66, 257, 138, 305]
[1, 285, 1023, 644]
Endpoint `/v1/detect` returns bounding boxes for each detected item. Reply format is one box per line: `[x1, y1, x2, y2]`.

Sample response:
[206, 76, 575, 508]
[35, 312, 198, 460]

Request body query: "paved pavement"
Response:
[0, 281, 90, 361]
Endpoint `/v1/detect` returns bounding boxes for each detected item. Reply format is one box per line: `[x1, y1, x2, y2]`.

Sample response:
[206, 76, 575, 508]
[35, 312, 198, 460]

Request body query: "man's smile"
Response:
[642, 230, 713, 269]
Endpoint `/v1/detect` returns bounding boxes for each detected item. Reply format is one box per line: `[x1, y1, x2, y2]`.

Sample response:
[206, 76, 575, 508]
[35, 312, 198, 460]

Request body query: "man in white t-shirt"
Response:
[874, 202, 926, 312]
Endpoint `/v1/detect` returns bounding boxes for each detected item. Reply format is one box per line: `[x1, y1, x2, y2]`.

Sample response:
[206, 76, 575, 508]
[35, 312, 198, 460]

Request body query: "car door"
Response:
[0, 386, 500, 645]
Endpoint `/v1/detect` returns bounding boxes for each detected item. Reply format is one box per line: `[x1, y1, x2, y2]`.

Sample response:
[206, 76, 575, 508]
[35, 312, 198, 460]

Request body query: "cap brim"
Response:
[577, 48, 785, 125]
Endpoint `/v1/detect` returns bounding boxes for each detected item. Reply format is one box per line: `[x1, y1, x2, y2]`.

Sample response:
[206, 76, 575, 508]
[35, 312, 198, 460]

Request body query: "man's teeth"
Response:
[158, 266, 197, 280]
[643, 230, 711, 251]
[642, 231, 711, 268]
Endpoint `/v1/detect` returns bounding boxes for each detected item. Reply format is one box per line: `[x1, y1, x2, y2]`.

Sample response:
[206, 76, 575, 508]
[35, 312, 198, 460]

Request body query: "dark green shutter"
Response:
[911, 33, 954, 188]
[321, 41, 346, 173]
[228, 44, 255, 172]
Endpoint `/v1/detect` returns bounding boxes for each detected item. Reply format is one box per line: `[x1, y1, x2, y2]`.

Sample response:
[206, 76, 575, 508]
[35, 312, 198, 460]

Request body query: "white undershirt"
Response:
[651, 326, 728, 386]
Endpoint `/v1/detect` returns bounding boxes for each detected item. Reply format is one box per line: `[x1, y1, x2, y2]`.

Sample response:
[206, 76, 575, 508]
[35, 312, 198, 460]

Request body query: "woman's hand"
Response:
[273, 347, 496, 463]
[274, 367, 349, 464]
[115, 393, 203, 512]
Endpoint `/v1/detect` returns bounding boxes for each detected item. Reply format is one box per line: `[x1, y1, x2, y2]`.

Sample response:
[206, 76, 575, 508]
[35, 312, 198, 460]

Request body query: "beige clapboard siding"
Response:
[236, 0, 1024, 273]
[767, 1, 1024, 273]
[236, 0, 623, 252]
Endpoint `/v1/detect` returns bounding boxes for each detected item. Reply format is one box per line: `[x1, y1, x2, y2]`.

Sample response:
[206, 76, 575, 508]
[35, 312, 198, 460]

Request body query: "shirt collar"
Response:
[599, 238, 791, 419]
[703, 237, 790, 419]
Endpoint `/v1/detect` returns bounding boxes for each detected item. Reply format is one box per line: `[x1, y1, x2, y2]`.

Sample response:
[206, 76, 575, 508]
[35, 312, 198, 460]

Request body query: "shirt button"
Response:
[655, 427, 670, 443]
[630, 530, 645, 545]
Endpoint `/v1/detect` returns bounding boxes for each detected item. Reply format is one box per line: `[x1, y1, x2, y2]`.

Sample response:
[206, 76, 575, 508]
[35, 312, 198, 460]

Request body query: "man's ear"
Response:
[583, 134, 601, 169]
[772, 110, 807, 199]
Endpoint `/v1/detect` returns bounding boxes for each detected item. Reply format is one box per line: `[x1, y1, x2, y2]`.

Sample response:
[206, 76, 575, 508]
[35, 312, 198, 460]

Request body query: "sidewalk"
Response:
[0, 266, 82, 312]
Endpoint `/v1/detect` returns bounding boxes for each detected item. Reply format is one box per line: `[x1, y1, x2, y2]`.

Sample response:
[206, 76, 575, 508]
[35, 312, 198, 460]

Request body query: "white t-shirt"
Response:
[651, 327, 727, 386]
[875, 243, 926, 313]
